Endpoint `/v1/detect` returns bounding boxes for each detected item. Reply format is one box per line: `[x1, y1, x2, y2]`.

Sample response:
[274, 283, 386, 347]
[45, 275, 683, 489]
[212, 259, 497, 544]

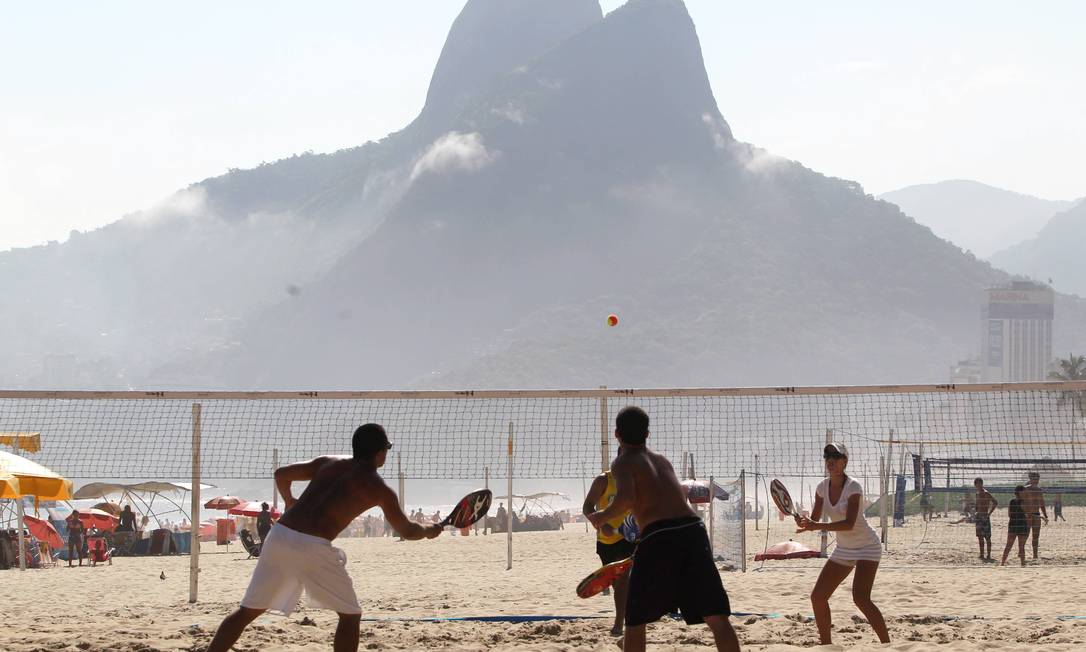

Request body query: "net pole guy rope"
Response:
[190, 403, 202, 604]
[507, 421, 513, 571]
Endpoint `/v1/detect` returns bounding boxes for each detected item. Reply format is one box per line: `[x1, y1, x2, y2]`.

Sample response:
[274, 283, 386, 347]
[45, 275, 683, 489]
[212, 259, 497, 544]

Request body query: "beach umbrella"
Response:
[228, 501, 281, 518]
[92, 501, 123, 516]
[22, 514, 64, 549]
[76, 508, 119, 532]
[0, 472, 19, 497]
[204, 495, 244, 510]
[0, 451, 72, 571]
[0, 450, 73, 501]
[0, 432, 41, 453]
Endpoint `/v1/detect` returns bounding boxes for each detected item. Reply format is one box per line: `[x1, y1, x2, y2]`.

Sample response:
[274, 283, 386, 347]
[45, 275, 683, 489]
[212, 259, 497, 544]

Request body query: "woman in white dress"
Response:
[795, 442, 890, 645]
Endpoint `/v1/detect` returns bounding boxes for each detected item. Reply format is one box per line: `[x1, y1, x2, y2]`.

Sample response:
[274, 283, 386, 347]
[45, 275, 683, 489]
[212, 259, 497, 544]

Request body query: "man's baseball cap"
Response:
[824, 442, 849, 459]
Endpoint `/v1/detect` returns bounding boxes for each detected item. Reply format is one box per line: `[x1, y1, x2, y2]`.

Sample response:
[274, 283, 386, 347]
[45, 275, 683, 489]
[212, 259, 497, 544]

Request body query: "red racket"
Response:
[576, 556, 633, 599]
[439, 489, 492, 528]
[770, 479, 799, 517]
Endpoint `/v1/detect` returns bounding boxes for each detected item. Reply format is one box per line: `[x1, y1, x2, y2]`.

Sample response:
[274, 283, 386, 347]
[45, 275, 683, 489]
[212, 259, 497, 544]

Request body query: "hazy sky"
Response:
[2, 1, 1084, 251]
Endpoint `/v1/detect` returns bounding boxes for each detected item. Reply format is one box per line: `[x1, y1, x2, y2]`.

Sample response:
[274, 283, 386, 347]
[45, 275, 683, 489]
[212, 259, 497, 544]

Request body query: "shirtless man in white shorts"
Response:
[206, 424, 442, 652]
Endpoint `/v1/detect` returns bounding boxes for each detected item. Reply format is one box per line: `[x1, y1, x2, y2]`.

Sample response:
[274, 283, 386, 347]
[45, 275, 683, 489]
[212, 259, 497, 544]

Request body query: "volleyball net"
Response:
[1, 381, 1084, 570]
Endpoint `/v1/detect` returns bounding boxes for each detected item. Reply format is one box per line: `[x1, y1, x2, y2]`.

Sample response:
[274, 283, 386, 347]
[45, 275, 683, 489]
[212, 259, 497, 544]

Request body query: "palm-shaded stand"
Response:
[1050, 354, 1086, 461]
[74, 481, 214, 529]
[0, 450, 74, 570]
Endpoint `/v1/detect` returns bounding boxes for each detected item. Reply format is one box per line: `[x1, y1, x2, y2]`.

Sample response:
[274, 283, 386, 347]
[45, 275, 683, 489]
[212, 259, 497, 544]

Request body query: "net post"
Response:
[272, 447, 279, 511]
[16, 498, 26, 571]
[599, 387, 610, 473]
[879, 454, 888, 548]
[397, 453, 405, 512]
[708, 474, 715, 556]
[944, 459, 951, 516]
[821, 428, 831, 556]
[739, 470, 747, 572]
[753, 454, 759, 531]
[189, 402, 202, 604]
[506, 421, 514, 570]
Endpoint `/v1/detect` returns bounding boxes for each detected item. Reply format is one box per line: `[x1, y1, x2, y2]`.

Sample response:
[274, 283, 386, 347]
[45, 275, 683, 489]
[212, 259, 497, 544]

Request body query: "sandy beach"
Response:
[3, 518, 1085, 651]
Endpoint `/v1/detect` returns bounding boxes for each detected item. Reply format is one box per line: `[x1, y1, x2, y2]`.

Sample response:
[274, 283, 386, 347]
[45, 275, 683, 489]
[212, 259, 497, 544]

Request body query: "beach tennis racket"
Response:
[576, 556, 633, 599]
[439, 489, 492, 528]
[770, 479, 799, 517]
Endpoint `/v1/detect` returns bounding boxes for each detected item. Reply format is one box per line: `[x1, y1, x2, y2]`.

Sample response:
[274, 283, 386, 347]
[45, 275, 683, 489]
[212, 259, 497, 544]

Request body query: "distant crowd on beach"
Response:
[339, 506, 575, 537]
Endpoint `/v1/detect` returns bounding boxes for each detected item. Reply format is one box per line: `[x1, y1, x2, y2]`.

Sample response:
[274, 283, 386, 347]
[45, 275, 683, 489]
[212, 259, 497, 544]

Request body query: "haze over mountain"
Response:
[3, 0, 1085, 391]
[990, 200, 1086, 298]
[878, 180, 1075, 259]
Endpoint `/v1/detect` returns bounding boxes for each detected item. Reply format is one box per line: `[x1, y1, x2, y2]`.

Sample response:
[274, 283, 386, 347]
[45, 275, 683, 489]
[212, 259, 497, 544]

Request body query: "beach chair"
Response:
[238, 529, 261, 559]
[37, 541, 57, 568]
[86, 535, 113, 566]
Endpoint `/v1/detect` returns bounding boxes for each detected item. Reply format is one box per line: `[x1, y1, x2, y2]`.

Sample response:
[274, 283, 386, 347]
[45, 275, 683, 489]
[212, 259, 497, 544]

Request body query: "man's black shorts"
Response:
[597, 537, 637, 565]
[625, 516, 730, 627]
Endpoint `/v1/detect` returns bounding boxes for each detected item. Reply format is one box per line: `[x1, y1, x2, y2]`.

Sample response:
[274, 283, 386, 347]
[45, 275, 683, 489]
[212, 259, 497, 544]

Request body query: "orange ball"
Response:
[607, 314, 619, 327]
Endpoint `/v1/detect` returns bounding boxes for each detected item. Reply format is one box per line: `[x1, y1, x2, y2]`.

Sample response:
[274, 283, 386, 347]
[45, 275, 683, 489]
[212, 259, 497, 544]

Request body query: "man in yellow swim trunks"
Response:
[583, 467, 635, 636]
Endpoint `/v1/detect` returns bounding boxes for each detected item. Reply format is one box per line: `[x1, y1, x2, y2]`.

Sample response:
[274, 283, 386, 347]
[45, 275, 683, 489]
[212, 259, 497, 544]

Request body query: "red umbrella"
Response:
[205, 495, 244, 510]
[76, 508, 119, 533]
[23, 514, 64, 549]
[228, 501, 281, 518]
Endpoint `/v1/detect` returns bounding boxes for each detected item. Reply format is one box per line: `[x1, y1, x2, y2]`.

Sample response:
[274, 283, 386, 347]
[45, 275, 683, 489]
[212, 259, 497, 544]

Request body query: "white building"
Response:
[981, 281, 1054, 382]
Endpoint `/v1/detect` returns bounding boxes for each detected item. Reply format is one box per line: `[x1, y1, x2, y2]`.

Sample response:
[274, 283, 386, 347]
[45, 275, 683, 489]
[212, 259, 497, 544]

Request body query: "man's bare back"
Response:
[277, 456, 397, 541]
[611, 447, 697, 529]
[586, 406, 738, 652]
[1022, 484, 1046, 515]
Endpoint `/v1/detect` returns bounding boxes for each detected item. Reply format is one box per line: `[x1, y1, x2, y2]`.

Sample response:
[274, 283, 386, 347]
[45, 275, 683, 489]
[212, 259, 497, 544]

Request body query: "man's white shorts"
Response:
[241, 523, 361, 616]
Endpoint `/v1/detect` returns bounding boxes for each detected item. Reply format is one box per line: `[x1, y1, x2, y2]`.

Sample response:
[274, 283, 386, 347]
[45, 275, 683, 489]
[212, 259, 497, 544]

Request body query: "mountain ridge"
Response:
[3, 0, 1085, 391]
[878, 179, 1073, 258]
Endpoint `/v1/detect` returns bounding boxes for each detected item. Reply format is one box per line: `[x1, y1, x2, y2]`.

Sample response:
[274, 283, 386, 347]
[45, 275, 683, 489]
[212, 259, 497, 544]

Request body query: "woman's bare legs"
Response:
[852, 560, 890, 643]
[810, 560, 853, 645]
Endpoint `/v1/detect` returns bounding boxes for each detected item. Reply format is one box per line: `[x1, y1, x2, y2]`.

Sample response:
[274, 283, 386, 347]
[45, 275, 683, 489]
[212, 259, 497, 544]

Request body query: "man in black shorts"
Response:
[588, 406, 740, 651]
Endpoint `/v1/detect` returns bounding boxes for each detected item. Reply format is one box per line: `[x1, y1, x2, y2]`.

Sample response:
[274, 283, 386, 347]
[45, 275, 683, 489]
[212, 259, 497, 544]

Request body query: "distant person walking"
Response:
[973, 478, 998, 562]
[1052, 494, 1065, 522]
[1001, 486, 1030, 566]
